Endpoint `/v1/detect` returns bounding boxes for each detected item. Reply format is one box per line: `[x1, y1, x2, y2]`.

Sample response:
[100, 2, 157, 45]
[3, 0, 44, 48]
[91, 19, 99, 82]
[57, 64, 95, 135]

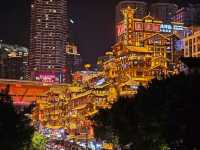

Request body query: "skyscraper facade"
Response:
[150, 3, 178, 23]
[29, 0, 68, 83]
[172, 7, 194, 27]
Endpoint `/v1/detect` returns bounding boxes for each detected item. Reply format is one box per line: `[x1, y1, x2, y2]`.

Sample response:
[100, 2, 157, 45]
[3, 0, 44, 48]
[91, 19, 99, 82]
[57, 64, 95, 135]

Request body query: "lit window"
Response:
[45, 23, 48, 28]
[45, 14, 49, 20]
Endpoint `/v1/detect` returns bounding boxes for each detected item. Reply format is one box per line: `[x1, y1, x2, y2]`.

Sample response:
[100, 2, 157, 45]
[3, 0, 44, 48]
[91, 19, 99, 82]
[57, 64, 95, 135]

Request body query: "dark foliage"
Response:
[92, 72, 200, 149]
[0, 86, 34, 150]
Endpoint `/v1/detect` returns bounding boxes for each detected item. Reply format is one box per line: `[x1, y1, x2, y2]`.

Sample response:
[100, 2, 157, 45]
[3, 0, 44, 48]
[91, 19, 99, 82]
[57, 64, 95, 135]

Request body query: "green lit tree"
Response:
[31, 132, 47, 150]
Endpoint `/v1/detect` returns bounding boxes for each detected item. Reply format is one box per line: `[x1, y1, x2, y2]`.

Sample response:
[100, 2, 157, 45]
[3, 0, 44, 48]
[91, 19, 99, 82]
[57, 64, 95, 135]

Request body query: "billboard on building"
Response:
[34, 72, 64, 83]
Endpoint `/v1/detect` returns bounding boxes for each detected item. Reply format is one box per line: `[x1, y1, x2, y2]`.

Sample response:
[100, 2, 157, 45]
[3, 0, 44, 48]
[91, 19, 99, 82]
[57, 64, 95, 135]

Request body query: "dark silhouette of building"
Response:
[0, 43, 28, 80]
[29, 0, 68, 83]
[191, 4, 200, 25]
[172, 7, 194, 27]
[181, 57, 200, 74]
[150, 3, 178, 23]
[172, 3, 200, 27]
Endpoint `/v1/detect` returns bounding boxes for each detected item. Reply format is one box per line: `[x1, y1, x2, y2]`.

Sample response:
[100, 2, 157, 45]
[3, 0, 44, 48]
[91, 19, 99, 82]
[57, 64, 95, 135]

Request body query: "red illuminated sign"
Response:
[14, 101, 31, 106]
[117, 23, 125, 36]
[135, 22, 160, 32]
[144, 23, 153, 31]
[153, 24, 160, 32]
[72, 72, 82, 82]
[63, 67, 68, 73]
[35, 72, 56, 83]
[117, 21, 162, 37]
[135, 22, 143, 31]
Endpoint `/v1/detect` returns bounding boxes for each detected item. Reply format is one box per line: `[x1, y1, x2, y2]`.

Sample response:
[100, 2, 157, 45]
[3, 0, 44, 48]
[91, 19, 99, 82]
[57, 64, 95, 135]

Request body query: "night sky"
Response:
[0, 0, 199, 64]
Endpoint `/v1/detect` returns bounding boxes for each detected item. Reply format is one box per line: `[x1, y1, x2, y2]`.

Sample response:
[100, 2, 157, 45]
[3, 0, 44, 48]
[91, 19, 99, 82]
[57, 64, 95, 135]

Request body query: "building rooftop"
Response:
[117, 1, 147, 5]
[150, 2, 178, 7]
[0, 43, 28, 53]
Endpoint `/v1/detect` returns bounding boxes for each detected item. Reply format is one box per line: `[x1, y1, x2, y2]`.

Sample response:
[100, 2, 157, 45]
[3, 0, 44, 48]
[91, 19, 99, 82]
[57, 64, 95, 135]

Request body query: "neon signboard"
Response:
[96, 78, 106, 86]
[72, 72, 82, 81]
[117, 22, 162, 36]
[36, 73, 56, 83]
[160, 24, 172, 33]
[134, 22, 160, 32]
[144, 23, 153, 31]
[116, 22, 184, 37]
[153, 24, 161, 32]
[173, 25, 183, 31]
[14, 101, 31, 106]
[135, 22, 143, 31]
[160, 24, 184, 32]
[117, 23, 125, 36]
[35, 72, 62, 83]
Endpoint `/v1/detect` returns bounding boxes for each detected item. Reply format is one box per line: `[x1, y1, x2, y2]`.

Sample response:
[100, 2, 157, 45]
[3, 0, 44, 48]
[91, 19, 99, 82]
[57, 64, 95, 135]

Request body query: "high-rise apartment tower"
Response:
[29, 0, 68, 82]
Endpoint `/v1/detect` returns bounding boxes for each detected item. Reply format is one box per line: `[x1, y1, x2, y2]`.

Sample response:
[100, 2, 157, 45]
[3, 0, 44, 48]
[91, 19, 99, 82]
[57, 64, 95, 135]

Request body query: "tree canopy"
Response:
[92, 72, 200, 150]
[31, 132, 47, 150]
[0, 86, 34, 150]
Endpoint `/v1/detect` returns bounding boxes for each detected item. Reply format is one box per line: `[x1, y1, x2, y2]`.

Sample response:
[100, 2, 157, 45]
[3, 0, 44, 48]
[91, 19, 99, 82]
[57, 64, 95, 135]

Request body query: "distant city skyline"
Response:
[0, 0, 199, 64]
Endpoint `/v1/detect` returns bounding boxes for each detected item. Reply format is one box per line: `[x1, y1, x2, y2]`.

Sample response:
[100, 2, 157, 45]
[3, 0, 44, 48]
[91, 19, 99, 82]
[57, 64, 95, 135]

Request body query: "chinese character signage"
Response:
[144, 23, 153, 31]
[35, 72, 56, 83]
[35, 72, 63, 83]
[116, 21, 185, 38]
[117, 23, 125, 36]
[135, 22, 143, 31]
[173, 25, 183, 31]
[160, 24, 172, 33]
[153, 24, 160, 32]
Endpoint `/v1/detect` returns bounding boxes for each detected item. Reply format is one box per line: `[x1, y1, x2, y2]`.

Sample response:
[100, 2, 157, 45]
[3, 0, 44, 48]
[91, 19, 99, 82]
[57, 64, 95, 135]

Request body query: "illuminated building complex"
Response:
[29, 0, 68, 83]
[31, 6, 190, 148]
[108, 6, 187, 91]
[31, 70, 115, 147]
[116, 1, 147, 24]
[184, 31, 200, 57]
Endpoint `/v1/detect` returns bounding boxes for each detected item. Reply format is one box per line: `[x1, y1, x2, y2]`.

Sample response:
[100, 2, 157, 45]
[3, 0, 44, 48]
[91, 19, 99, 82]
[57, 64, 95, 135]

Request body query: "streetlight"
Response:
[84, 64, 91, 71]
